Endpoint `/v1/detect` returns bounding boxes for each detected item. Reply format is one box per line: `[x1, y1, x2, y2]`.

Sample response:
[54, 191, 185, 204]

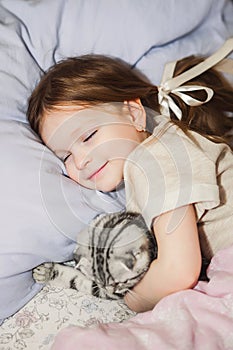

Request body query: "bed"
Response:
[0, 0, 233, 349]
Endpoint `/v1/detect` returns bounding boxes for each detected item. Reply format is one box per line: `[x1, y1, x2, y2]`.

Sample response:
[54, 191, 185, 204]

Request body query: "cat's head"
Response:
[74, 211, 157, 299]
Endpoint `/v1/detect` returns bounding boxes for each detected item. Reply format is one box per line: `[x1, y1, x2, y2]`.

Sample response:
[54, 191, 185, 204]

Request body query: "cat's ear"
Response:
[124, 99, 146, 132]
[73, 249, 82, 264]
[74, 246, 89, 265]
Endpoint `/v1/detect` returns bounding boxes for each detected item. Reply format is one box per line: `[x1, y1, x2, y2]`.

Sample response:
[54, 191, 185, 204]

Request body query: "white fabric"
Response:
[124, 116, 233, 258]
[0, 283, 135, 350]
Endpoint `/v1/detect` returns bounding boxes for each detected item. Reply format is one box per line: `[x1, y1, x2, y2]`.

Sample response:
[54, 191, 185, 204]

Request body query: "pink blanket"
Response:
[51, 245, 233, 350]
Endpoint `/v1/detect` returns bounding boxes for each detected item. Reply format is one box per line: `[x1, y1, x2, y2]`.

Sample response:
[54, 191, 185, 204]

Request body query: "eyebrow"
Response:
[51, 126, 82, 155]
[70, 126, 83, 139]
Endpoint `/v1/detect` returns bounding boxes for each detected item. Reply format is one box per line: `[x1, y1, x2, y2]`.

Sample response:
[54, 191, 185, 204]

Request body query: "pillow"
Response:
[136, 0, 233, 83]
[1, 0, 220, 90]
[0, 0, 232, 323]
[0, 121, 125, 322]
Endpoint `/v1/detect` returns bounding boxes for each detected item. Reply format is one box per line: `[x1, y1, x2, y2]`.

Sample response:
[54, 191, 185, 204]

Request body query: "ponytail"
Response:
[169, 55, 233, 148]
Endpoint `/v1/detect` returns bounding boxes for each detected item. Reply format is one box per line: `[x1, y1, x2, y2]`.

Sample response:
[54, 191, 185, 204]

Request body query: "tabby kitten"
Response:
[33, 211, 157, 300]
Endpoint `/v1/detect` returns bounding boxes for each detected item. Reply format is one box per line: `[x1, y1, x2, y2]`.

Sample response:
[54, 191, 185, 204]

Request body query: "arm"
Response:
[124, 204, 202, 312]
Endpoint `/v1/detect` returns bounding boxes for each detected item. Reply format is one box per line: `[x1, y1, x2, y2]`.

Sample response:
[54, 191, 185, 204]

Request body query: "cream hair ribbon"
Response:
[158, 37, 233, 120]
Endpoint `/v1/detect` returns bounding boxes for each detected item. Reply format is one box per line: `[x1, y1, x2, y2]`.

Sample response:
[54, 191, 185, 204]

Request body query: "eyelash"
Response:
[63, 154, 71, 163]
[83, 130, 97, 142]
[62, 130, 97, 163]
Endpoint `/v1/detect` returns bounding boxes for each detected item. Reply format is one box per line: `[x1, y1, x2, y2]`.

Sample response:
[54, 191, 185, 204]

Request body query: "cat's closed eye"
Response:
[124, 254, 136, 270]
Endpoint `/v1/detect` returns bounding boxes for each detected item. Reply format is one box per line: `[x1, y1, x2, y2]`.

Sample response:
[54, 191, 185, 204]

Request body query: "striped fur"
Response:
[33, 211, 157, 300]
[72, 211, 157, 299]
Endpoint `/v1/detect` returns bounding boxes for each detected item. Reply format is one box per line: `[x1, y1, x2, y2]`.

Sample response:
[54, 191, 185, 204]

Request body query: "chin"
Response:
[97, 185, 117, 193]
[95, 180, 123, 193]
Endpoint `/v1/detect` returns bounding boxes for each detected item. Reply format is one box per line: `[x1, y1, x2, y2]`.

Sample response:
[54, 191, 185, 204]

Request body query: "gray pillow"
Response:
[0, 121, 125, 322]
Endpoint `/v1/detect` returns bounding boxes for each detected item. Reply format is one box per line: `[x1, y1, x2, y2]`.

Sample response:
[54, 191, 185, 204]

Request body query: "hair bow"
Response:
[158, 37, 233, 120]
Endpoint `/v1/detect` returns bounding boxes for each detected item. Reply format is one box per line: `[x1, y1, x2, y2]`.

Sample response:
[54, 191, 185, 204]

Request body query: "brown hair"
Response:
[27, 54, 233, 148]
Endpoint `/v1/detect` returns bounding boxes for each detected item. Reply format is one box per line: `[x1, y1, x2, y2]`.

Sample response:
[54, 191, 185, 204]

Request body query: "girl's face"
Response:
[41, 102, 147, 192]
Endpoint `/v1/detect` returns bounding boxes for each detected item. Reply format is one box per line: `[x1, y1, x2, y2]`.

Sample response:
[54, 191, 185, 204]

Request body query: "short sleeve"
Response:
[124, 124, 220, 228]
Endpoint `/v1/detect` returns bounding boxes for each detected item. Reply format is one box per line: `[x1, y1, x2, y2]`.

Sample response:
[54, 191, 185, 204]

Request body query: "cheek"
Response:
[98, 139, 138, 160]
[65, 162, 79, 183]
[65, 162, 95, 189]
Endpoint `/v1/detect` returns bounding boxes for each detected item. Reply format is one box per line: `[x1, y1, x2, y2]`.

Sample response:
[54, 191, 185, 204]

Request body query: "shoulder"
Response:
[124, 119, 233, 229]
[124, 119, 232, 203]
[127, 119, 231, 171]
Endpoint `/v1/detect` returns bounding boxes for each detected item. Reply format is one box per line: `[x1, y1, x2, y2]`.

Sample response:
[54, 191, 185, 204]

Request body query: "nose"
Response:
[73, 148, 91, 170]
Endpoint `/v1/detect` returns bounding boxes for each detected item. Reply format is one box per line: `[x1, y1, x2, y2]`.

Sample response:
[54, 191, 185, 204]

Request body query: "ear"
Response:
[124, 99, 146, 131]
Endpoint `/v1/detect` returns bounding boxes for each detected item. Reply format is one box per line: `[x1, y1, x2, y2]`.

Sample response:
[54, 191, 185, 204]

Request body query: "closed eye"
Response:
[63, 153, 71, 163]
[83, 130, 97, 142]
[62, 130, 97, 162]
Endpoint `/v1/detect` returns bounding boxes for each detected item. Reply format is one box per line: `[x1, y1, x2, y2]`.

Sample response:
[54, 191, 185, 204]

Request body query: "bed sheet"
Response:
[0, 284, 135, 350]
[1, 243, 233, 350]
[50, 244, 233, 350]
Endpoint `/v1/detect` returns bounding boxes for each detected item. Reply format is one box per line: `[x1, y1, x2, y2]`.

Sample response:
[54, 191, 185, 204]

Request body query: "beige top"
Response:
[124, 117, 233, 259]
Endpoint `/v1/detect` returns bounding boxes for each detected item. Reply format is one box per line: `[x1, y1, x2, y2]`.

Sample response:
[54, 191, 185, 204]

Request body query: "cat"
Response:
[33, 211, 157, 300]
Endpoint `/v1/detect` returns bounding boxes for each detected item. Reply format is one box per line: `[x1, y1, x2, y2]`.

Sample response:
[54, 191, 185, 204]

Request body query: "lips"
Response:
[88, 162, 108, 180]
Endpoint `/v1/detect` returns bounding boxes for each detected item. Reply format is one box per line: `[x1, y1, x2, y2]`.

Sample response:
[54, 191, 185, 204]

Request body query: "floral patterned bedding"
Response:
[0, 284, 135, 350]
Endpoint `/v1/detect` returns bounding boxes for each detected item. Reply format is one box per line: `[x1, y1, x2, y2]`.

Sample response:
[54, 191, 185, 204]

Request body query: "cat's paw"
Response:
[32, 262, 55, 283]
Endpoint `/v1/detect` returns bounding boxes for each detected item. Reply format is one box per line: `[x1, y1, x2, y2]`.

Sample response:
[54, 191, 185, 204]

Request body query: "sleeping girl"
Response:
[27, 39, 233, 313]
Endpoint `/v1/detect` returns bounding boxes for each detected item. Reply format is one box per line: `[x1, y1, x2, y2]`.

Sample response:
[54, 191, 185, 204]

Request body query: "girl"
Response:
[27, 39, 233, 312]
